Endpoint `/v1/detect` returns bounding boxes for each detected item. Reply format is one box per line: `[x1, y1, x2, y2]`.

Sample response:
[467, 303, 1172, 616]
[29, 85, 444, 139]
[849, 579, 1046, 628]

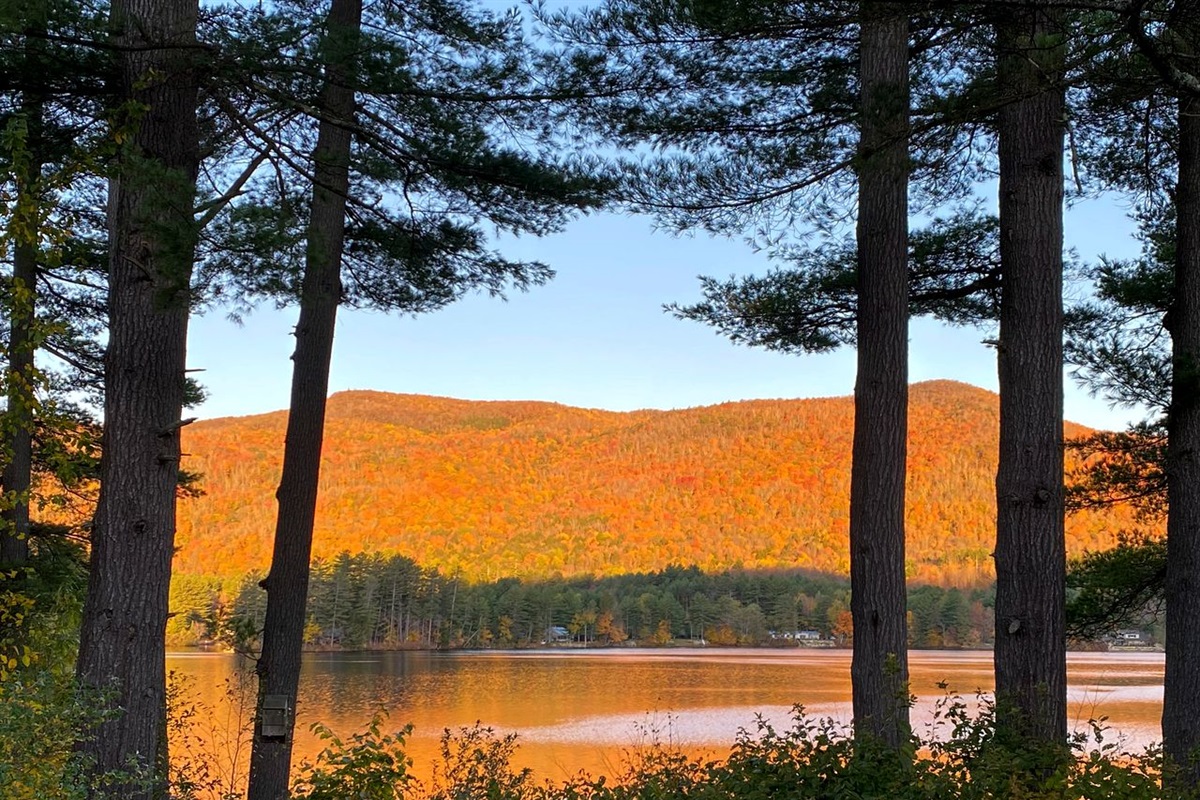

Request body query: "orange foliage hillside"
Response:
[173, 380, 1149, 586]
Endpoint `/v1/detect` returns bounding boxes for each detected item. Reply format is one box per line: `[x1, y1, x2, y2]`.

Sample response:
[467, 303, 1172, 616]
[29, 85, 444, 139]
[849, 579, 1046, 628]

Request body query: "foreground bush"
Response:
[281, 698, 1169, 800]
[0, 536, 103, 800]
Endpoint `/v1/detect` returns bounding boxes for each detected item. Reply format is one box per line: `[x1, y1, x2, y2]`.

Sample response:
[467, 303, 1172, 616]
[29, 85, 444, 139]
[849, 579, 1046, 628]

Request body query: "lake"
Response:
[167, 648, 1165, 787]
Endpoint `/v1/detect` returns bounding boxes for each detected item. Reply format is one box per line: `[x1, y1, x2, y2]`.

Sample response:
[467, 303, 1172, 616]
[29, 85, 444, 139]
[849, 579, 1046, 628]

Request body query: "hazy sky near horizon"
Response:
[185, 187, 1155, 433]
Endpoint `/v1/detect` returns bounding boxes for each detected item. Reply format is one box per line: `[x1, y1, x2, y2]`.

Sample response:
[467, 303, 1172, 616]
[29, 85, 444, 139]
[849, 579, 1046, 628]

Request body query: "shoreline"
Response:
[170, 641, 1164, 656]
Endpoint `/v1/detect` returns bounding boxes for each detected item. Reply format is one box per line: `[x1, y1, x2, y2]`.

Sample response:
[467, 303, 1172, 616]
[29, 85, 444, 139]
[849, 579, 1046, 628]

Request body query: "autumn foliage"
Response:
[172, 380, 1146, 586]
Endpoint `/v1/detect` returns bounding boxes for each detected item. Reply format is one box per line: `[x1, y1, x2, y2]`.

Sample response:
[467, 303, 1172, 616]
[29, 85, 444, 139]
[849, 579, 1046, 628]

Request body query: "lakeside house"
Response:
[544, 625, 571, 644]
[769, 630, 826, 643]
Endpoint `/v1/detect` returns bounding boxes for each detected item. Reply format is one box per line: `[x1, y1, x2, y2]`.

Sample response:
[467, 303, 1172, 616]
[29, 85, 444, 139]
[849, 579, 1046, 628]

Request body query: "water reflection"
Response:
[167, 648, 1165, 784]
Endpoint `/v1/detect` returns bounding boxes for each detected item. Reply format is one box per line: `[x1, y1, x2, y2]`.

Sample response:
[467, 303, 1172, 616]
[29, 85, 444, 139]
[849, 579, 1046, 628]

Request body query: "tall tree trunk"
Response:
[1163, 6, 1200, 783]
[0, 6, 47, 568]
[992, 4, 1068, 746]
[850, 1, 910, 749]
[74, 0, 199, 795]
[246, 1, 360, 797]
[0, 234, 37, 568]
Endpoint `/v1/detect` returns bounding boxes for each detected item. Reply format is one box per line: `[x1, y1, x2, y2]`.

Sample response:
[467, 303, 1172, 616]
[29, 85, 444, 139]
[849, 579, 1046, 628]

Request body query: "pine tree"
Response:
[0, 0, 108, 567]
[246, 1, 361, 794]
[1065, 1, 1200, 781]
[849, 0, 911, 748]
[220, 2, 607, 795]
[1125, 0, 1200, 784]
[0, 9, 44, 567]
[990, 2, 1068, 747]
[74, 0, 201, 794]
[542, 0, 993, 749]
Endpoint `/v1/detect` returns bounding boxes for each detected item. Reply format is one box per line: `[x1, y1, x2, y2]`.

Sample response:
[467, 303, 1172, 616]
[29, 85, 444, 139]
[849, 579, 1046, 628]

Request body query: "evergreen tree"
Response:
[1064, 1, 1200, 781]
[246, 1, 362, 795]
[1066, 533, 1165, 640]
[0, 6, 45, 568]
[1125, 0, 1200, 784]
[74, 0, 201, 794]
[541, 0, 991, 749]
[0, 0, 108, 567]
[1165, 44, 1200, 791]
[223, 2, 607, 795]
[990, 2, 1069, 748]
[1056, 0, 1177, 647]
[849, 0, 911, 748]
[1062, 217, 1171, 638]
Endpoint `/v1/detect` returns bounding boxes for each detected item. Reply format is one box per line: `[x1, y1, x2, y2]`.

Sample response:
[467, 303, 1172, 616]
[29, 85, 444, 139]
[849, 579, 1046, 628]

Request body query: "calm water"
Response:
[167, 648, 1165, 784]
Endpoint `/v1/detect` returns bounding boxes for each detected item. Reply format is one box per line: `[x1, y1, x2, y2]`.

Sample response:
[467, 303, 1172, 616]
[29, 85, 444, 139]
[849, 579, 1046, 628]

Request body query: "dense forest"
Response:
[168, 555, 1012, 651]
[165, 381, 1149, 588]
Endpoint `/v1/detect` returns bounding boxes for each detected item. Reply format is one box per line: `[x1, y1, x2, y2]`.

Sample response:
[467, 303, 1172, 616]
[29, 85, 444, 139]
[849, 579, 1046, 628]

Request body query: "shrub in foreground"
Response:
[279, 698, 1169, 800]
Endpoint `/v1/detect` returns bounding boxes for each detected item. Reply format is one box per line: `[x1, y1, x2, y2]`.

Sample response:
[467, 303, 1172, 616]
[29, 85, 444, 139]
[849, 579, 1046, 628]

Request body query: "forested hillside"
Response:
[171, 380, 1145, 586]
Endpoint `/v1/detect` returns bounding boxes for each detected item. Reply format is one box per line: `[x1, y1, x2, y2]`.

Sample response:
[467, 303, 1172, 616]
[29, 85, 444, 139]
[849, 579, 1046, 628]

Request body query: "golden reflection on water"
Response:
[167, 649, 1165, 789]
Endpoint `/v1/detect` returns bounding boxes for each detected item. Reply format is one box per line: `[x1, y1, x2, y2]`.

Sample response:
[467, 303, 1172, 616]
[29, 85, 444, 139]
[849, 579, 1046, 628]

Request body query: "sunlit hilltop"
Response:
[173, 380, 1145, 585]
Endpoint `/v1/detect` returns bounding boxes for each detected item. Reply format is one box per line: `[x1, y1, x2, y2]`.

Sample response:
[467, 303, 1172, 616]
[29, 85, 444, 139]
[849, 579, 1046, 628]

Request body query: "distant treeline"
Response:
[168, 553, 1008, 650]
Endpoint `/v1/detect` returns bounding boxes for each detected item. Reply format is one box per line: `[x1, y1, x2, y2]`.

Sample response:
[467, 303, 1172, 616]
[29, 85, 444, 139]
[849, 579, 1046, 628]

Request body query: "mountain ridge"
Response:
[173, 379, 1144, 585]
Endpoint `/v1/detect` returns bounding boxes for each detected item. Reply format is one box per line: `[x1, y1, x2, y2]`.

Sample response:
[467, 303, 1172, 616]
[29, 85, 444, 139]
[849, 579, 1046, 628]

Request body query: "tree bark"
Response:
[850, 1, 911, 750]
[992, 4, 1068, 746]
[74, 0, 199, 795]
[1163, 5, 1200, 783]
[0, 238, 37, 568]
[246, 1, 361, 797]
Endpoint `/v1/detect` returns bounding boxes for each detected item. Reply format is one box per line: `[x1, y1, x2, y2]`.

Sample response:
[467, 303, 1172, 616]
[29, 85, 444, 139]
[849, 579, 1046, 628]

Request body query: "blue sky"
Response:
[185, 190, 1152, 432]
